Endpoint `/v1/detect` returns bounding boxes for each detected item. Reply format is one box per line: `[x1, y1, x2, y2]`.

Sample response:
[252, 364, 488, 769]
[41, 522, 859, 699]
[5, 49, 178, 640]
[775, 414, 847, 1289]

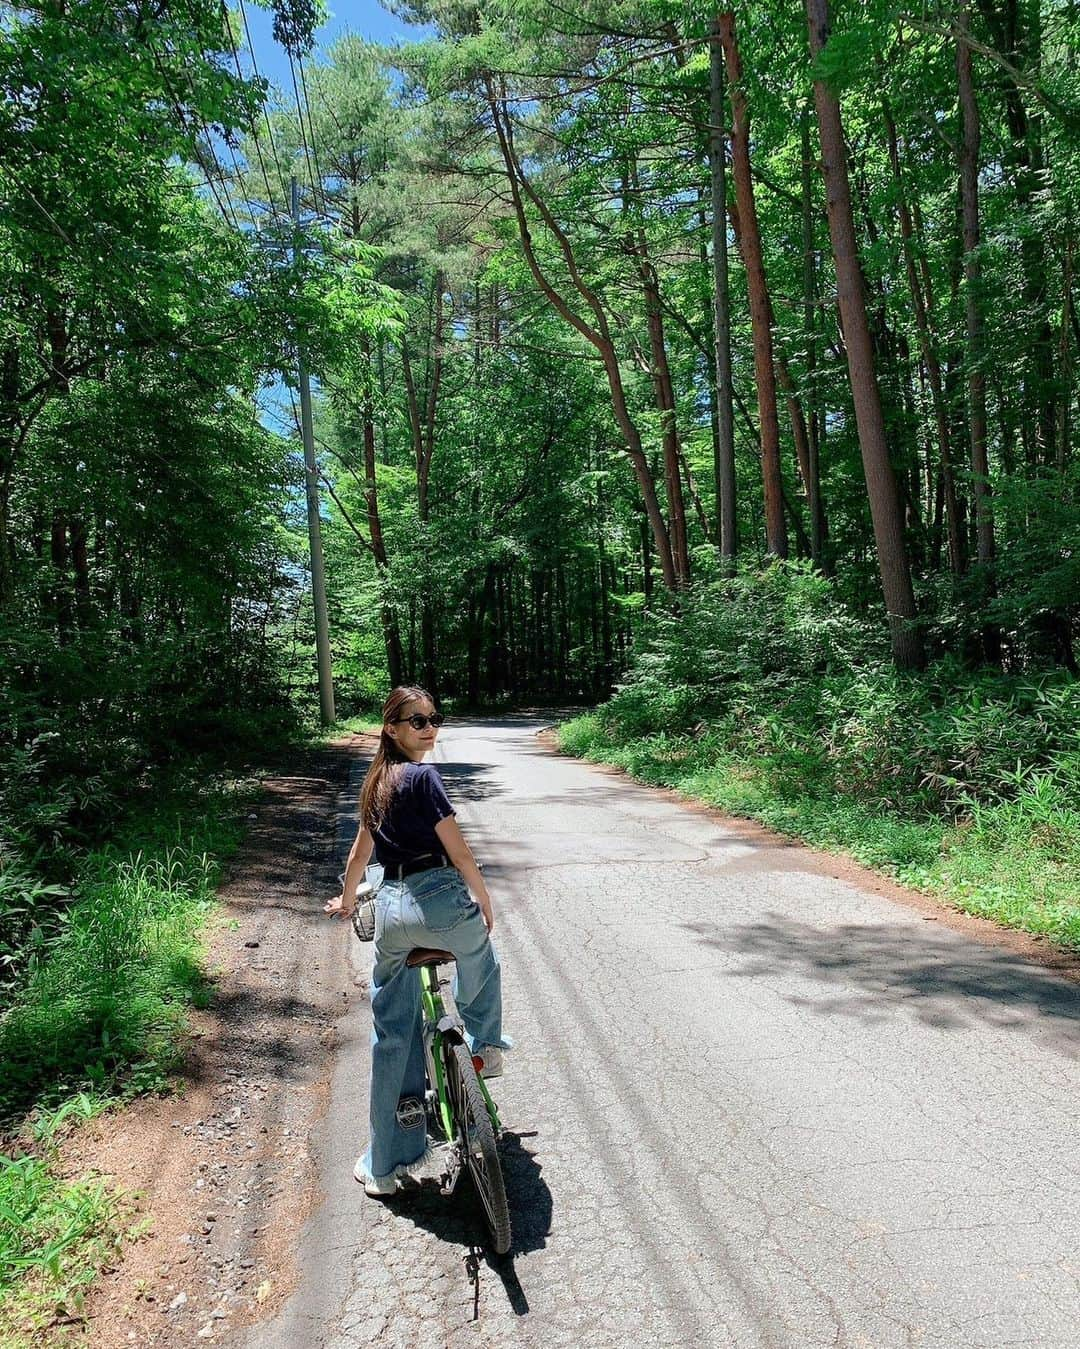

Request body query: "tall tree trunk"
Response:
[361, 334, 403, 686]
[642, 266, 692, 581]
[50, 511, 71, 637]
[958, 13, 1001, 664]
[556, 563, 570, 688]
[774, 355, 821, 554]
[594, 442, 614, 690]
[70, 517, 91, 629]
[420, 271, 445, 524]
[974, 0, 1054, 467]
[800, 105, 828, 567]
[883, 102, 964, 578]
[640, 513, 654, 608]
[1057, 237, 1073, 476]
[0, 472, 12, 609]
[483, 566, 498, 701]
[467, 588, 483, 706]
[717, 11, 788, 559]
[400, 278, 444, 697]
[0, 345, 20, 607]
[626, 159, 691, 584]
[708, 19, 738, 562]
[535, 570, 544, 693]
[807, 0, 924, 669]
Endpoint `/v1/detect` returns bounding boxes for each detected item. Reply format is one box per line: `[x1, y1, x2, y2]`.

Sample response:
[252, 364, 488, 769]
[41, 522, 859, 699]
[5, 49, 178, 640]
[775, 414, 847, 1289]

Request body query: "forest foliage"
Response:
[2, 0, 1078, 1329]
[2, 0, 1080, 1124]
[287, 0, 1078, 950]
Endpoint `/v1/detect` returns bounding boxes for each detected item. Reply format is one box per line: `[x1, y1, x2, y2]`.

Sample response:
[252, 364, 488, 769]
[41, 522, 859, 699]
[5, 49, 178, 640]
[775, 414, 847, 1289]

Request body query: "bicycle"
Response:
[402, 944, 512, 1256]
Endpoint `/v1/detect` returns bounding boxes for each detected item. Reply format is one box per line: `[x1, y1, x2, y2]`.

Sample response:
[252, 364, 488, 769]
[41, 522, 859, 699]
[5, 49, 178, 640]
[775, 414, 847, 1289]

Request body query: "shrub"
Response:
[0, 842, 221, 1125]
[596, 566, 1080, 820]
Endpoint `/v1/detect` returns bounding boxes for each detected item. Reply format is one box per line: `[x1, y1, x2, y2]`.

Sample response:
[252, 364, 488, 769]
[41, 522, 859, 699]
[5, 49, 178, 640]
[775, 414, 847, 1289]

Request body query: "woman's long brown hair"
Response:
[359, 686, 434, 832]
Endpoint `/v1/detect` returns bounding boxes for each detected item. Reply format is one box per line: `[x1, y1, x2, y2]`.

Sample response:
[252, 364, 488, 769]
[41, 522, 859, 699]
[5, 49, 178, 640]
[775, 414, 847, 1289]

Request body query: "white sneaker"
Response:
[395, 1142, 448, 1185]
[475, 1045, 504, 1079]
[353, 1157, 397, 1196]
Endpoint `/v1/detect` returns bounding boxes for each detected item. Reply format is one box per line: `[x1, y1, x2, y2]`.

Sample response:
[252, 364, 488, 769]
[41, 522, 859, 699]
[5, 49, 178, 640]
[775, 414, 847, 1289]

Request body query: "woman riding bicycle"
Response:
[324, 685, 506, 1196]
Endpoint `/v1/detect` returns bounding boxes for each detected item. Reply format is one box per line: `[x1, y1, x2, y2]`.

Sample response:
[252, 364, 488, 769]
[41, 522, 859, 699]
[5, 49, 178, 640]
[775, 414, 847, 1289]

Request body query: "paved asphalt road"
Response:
[245, 715, 1079, 1349]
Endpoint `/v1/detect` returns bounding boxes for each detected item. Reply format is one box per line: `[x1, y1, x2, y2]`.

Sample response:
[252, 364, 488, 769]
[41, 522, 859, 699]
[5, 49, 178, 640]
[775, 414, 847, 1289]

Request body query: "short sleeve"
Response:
[413, 765, 455, 828]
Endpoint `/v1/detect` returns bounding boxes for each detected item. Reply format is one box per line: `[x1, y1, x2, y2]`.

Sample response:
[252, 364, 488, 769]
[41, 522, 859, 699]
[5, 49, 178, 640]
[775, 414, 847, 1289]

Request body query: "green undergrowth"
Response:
[0, 1099, 131, 1347]
[559, 714, 1080, 949]
[0, 775, 254, 1342]
[0, 780, 249, 1126]
[335, 714, 381, 737]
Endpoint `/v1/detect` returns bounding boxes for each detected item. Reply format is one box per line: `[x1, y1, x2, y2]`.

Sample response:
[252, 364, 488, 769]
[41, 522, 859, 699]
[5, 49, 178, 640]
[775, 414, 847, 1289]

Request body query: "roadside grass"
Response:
[335, 714, 381, 737]
[0, 1098, 132, 1348]
[0, 776, 253, 1343]
[0, 787, 248, 1125]
[558, 715, 1080, 951]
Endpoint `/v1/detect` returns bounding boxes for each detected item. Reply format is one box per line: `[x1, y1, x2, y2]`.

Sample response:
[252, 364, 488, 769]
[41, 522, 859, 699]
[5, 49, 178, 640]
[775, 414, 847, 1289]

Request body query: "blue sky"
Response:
[242, 1, 426, 96]
[236, 4, 432, 453]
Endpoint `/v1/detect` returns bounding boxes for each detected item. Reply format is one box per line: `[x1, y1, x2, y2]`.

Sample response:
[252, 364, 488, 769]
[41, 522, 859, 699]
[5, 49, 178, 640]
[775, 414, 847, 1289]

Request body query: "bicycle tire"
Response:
[444, 1040, 511, 1255]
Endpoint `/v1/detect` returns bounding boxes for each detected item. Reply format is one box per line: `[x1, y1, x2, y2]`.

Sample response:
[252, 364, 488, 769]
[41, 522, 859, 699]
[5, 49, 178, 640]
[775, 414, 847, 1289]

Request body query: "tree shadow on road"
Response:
[382, 1128, 552, 1317]
[436, 759, 508, 802]
[684, 913, 1079, 1049]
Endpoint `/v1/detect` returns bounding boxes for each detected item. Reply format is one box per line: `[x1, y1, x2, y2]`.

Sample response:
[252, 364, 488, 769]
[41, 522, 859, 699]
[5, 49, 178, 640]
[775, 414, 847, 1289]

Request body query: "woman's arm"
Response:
[323, 825, 375, 919]
[435, 814, 494, 932]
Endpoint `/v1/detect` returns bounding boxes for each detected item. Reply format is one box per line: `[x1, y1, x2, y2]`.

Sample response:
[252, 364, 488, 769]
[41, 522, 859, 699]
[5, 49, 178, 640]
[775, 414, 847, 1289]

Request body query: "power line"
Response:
[297, 49, 326, 211]
[221, 0, 285, 218]
[239, 0, 287, 197]
[287, 43, 321, 213]
[145, 30, 242, 232]
[161, 0, 256, 233]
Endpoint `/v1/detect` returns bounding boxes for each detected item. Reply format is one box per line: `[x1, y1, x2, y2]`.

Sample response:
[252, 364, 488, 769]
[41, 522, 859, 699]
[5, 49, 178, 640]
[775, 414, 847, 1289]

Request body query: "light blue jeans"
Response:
[361, 865, 503, 1183]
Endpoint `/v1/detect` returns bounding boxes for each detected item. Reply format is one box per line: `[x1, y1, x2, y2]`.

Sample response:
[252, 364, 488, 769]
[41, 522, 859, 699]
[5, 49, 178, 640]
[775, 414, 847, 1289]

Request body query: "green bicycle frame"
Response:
[419, 964, 502, 1137]
[420, 964, 456, 1140]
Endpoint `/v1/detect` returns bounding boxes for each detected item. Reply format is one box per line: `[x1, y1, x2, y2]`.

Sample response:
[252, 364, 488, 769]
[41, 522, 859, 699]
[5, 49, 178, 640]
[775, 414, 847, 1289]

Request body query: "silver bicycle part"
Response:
[395, 1096, 426, 1130]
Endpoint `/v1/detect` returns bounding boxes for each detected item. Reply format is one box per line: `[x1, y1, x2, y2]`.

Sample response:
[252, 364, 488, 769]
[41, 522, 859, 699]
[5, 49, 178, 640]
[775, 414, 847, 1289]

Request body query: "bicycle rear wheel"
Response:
[444, 1040, 511, 1255]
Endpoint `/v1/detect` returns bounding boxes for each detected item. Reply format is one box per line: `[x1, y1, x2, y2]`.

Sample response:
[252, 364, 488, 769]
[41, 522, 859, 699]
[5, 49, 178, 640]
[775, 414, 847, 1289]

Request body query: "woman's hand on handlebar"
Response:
[323, 892, 354, 920]
[328, 826, 374, 922]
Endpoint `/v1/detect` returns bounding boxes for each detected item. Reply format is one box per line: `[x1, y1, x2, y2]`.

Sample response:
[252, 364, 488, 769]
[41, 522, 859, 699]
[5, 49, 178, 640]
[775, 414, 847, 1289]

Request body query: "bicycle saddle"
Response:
[406, 947, 456, 968]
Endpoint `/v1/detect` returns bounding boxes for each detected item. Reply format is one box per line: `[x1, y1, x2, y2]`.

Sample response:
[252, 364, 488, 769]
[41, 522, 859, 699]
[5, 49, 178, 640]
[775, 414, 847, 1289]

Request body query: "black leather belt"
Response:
[382, 854, 450, 881]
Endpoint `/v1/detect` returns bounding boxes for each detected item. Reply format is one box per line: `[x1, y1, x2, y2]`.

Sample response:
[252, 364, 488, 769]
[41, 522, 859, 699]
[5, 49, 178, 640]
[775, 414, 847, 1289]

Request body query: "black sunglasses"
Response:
[394, 713, 445, 731]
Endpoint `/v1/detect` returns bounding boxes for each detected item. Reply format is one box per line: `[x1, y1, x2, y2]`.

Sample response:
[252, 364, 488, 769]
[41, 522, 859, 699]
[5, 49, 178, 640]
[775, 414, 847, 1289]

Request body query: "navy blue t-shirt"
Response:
[372, 762, 455, 868]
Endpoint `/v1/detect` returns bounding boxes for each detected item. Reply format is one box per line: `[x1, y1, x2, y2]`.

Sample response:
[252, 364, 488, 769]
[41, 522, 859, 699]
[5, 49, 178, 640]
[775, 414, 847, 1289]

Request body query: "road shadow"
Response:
[171, 982, 330, 1088]
[450, 709, 585, 729]
[436, 759, 507, 802]
[685, 913, 1080, 1048]
[381, 1128, 552, 1316]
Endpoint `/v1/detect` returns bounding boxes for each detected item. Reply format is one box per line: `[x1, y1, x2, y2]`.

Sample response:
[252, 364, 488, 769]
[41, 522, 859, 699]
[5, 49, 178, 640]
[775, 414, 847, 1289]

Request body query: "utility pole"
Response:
[292, 176, 336, 725]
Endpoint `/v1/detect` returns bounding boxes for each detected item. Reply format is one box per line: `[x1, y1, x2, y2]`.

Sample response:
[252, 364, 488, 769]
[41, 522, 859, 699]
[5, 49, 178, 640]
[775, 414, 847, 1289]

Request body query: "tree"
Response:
[717, 11, 787, 559]
[806, 0, 923, 669]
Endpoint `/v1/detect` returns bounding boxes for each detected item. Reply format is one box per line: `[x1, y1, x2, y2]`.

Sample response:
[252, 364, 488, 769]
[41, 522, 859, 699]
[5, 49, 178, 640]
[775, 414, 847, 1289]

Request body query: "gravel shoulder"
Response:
[56, 736, 367, 1348]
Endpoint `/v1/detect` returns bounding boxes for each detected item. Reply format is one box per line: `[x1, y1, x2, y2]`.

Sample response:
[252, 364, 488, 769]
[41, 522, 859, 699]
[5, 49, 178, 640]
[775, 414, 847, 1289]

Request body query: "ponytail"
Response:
[360, 685, 433, 832]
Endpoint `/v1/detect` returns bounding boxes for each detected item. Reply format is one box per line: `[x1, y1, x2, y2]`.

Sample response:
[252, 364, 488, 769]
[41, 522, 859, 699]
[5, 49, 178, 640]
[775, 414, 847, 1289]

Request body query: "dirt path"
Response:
[59, 736, 367, 1347]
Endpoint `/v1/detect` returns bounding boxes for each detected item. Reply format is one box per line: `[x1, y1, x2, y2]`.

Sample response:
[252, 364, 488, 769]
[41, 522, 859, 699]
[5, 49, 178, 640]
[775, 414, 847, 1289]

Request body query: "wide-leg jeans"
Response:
[362, 865, 503, 1183]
